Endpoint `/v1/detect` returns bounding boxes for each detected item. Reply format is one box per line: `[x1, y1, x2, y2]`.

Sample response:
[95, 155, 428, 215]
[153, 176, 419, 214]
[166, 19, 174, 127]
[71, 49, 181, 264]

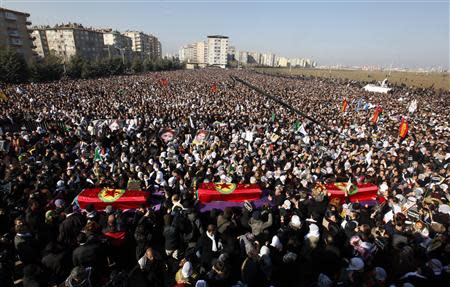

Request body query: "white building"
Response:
[123, 31, 161, 59]
[262, 53, 276, 67]
[277, 56, 288, 67]
[206, 35, 229, 68]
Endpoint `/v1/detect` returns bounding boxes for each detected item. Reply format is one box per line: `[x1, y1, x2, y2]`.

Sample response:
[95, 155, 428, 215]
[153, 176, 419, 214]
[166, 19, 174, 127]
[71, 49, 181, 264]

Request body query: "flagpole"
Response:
[230, 76, 340, 135]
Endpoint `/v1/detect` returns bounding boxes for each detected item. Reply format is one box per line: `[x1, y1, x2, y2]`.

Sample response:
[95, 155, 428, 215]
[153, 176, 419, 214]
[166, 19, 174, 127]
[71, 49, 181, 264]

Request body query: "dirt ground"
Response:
[255, 68, 450, 91]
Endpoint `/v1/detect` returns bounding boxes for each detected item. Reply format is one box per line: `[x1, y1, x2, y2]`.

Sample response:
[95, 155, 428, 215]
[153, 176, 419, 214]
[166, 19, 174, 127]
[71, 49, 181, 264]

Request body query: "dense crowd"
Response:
[0, 69, 449, 287]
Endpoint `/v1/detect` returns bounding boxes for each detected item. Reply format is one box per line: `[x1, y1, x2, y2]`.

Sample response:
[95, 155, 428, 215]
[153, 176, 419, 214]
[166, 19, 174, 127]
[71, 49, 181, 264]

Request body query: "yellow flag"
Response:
[0, 90, 8, 102]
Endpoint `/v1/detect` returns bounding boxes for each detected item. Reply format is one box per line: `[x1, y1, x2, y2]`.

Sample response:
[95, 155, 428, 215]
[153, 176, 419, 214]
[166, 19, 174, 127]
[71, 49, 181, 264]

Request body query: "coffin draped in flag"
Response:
[75, 188, 149, 210]
[198, 183, 262, 203]
[315, 182, 379, 204]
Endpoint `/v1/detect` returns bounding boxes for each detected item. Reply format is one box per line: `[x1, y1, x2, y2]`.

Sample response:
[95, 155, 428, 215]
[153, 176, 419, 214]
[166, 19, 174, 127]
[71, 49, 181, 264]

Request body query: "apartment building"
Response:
[0, 8, 34, 63]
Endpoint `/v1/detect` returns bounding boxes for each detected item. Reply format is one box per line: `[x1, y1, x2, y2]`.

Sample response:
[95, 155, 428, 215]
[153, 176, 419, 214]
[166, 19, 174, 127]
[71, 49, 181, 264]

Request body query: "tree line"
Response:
[0, 49, 183, 84]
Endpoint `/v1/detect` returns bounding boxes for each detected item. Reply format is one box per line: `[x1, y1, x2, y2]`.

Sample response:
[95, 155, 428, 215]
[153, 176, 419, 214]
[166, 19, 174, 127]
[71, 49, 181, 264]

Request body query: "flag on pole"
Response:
[270, 112, 275, 122]
[341, 98, 348, 113]
[159, 79, 169, 87]
[211, 84, 218, 93]
[94, 147, 102, 162]
[371, 106, 382, 124]
[0, 90, 8, 102]
[399, 117, 409, 139]
[293, 121, 300, 132]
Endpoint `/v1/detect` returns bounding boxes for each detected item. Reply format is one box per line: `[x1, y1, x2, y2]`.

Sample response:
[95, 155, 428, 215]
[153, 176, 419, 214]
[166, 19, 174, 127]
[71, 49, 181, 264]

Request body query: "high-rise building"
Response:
[247, 52, 261, 65]
[237, 51, 248, 64]
[0, 8, 34, 63]
[123, 31, 161, 59]
[277, 56, 288, 67]
[206, 35, 229, 68]
[262, 53, 276, 67]
[179, 41, 207, 65]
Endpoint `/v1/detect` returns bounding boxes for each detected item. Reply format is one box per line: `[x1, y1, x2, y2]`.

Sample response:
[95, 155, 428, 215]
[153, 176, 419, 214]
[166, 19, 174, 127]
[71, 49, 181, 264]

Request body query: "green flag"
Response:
[293, 120, 300, 132]
[94, 147, 102, 162]
[270, 112, 275, 122]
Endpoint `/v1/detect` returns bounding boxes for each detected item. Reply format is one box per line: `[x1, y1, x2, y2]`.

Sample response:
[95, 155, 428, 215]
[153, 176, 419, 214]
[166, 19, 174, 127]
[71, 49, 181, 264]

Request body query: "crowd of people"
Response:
[0, 69, 448, 287]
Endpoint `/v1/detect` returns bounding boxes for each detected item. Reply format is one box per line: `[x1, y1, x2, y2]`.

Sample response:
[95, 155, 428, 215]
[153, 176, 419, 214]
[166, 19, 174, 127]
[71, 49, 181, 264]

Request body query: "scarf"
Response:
[206, 231, 217, 252]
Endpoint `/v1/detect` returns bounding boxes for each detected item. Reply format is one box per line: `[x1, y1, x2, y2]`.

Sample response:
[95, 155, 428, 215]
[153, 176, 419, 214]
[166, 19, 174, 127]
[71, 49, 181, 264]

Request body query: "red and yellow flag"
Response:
[371, 106, 382, 124]
[341, 98, 348, 113]
[198, 183, 262, 203]
[75, 188, 149, 210]
[399, 117, 409, 139]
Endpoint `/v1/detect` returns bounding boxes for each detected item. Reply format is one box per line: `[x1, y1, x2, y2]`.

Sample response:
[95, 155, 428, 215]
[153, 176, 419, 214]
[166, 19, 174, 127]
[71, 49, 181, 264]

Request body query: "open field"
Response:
[254, 67, 450, 91]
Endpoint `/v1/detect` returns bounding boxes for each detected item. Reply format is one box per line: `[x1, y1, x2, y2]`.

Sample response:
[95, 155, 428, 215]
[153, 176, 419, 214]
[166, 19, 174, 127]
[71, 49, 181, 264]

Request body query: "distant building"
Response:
[206, 35, 229, 68]
[277, 56, 288, 67]
[123, 31, 161, 59]
[32, 23, 106, 62]
[0, 8, 34, 63]
[262, 53, 276, 67]
[247, 52, 261, 65]
[31, 29, 50, 58]
[237, 51, 248, 64]
[227, 45, 236, 62]
[102, 30, 133, 61]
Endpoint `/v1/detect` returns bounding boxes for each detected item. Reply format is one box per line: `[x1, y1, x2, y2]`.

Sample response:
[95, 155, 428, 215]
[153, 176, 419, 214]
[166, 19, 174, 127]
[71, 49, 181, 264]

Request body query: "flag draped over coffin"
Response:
[198, 183, 262, 203]
[315, 182, 379, 204]
[75, 188, 149, 210]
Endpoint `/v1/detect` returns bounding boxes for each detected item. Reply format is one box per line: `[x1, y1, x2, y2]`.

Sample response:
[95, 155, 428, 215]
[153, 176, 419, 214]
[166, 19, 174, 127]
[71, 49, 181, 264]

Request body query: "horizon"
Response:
[1, 0, 449, 69]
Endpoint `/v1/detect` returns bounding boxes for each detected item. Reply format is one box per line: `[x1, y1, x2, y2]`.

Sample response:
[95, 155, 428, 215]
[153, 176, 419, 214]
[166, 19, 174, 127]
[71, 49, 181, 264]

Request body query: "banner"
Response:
[314, 182, 379, 204]
[159, 128, 177, 144]
[399, 117, 408, 139]
[197, 183, 262, 203]
[342, 98, 348, 113]
[192, 129, 209, 145]
[371, 106, 382, 124]
[75, 188, 149, 210]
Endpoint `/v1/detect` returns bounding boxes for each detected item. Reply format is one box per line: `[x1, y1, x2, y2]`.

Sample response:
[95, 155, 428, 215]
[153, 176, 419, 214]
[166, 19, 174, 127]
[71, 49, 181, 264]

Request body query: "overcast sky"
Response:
[2, 0, 449, 69]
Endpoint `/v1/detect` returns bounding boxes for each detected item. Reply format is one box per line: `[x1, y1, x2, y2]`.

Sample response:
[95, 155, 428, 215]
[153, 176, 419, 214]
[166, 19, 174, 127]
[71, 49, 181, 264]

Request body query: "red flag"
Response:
[211, 84, 217, 93]
[75, 188, 149, 210]
[399, 117, 408, 139]
[315, 182, 380, 204]
[104, 231, 126, 247]
[371, 106, 382, 124]
[341, 98, 348, 112]
[159, 78, 168, 87]
[198, 183, 262, 203]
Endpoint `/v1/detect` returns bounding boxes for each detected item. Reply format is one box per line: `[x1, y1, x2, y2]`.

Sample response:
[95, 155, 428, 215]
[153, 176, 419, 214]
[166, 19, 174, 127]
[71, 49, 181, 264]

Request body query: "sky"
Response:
[2, 0, 449, 69]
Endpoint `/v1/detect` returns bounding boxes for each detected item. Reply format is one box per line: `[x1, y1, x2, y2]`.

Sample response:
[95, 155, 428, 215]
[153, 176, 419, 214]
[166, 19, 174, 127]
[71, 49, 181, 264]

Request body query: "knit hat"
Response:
[181, 261, 193, 278]
[347, 257, 364, 271]
[195, 280, 208, 287]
